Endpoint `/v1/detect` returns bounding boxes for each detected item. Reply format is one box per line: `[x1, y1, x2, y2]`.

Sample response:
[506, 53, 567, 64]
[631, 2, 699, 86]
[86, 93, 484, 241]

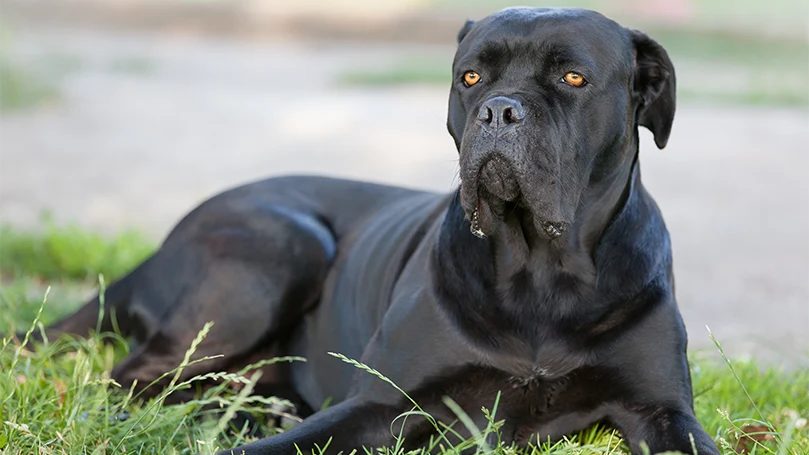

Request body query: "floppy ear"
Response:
[457, 19, 475, 44]
[630, 30, 676, 149]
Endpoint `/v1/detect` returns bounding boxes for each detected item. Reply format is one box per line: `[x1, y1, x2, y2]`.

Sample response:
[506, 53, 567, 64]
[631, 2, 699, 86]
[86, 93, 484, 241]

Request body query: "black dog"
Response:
[35, 8, 718, 455]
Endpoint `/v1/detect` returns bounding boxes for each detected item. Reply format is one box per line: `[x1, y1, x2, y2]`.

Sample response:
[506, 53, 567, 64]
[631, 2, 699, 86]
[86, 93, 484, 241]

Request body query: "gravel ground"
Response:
[1, 28, 807, 364]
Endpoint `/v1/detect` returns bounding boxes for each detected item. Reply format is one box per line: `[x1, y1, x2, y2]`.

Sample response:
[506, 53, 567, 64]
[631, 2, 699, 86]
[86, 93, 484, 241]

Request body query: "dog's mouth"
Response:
[468, 196, 569, 241]
[461, 158, 570, 241]
[469, 194, 519, 239]
[469, 206, 486, 239]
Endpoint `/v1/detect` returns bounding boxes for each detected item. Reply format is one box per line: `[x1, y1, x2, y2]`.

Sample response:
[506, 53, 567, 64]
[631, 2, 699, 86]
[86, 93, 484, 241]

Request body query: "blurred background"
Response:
[0, 0, 807, 363]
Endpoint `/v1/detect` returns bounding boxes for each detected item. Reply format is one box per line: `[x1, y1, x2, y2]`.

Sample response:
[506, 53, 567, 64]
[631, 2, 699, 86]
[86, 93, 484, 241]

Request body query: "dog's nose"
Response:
[478, 96, 526, 127]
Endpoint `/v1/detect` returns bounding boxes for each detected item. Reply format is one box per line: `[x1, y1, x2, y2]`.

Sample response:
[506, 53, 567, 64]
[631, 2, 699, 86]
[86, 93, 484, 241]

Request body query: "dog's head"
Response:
[447, 8, 675, 239]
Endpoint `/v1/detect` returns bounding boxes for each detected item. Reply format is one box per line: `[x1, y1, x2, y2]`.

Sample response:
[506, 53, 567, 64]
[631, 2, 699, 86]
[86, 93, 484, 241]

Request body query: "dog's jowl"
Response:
[35, 7, 719, 455]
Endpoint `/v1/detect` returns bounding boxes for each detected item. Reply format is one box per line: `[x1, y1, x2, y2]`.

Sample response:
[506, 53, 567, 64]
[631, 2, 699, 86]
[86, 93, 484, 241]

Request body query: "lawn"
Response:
[0, 223, 807, 454]
[0, 55, 61, 113]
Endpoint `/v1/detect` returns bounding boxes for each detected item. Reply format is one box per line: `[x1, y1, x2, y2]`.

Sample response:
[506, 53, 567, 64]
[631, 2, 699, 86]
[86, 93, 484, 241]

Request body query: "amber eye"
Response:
[463, 71, 481, 87]
[562, 72, 586, 87]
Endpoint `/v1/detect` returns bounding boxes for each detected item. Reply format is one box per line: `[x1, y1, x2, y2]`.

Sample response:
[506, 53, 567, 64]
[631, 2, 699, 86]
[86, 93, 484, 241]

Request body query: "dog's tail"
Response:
[20, 258, 148, 345]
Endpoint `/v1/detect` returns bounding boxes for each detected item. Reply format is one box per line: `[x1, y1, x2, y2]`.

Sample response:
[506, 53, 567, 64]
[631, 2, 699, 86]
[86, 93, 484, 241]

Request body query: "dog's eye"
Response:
[463, 71, 481, 87]
[561, 72, 587, 87]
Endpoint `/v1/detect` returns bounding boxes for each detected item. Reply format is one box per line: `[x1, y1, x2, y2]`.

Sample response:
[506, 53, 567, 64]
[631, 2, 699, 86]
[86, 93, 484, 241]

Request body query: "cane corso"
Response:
[33, 7, 718, 455]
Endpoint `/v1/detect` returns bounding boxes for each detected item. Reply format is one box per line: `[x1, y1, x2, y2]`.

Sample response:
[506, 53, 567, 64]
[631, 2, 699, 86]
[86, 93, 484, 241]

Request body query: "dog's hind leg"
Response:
[109, 207, 335, 401]
[21, 258, 147, 344]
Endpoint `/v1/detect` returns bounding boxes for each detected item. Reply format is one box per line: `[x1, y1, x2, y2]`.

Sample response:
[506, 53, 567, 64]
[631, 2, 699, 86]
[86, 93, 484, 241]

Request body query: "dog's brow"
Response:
[543, 43, 597, 73]
[475, 42, 511, 66]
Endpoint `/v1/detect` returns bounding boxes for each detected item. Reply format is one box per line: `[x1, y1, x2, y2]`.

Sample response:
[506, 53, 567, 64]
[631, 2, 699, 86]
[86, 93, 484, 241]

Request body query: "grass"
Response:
[0, 22, 152, 112]
[1, 224, 808, 454]
[0, 50, 156, 112]
[0, 218, 154, 283]
[338, 57, 451, 87]
[336, 27, 809, 108]
[0, 309, 287, 454]
[0, 57, 60, 112]
[0, 23, 65, 112]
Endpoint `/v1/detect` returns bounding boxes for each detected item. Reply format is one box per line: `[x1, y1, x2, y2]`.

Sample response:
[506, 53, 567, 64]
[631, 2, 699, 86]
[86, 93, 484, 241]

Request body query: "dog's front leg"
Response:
[216, 397, 398, 455]
[609, 404, 719, 455]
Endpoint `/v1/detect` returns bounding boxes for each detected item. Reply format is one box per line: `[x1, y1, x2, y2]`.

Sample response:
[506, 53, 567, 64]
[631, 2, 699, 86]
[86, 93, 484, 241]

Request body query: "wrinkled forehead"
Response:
[456, 8, 630, 70]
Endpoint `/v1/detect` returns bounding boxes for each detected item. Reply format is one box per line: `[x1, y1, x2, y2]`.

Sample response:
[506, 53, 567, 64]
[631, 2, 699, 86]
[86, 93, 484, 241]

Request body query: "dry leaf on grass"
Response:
[734, 424, 777, 454]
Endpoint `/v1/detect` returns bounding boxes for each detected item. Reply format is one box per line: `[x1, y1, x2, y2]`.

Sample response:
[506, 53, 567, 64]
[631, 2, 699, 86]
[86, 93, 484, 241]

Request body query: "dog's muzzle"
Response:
[461, 95, 571, 241]
[480, 156, 520, 202]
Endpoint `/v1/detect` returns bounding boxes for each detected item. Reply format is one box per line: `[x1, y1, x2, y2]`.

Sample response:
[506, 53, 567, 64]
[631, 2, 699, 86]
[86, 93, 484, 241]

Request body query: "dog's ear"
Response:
[630, 30, 676, 149]
[457, 19, 475, 44]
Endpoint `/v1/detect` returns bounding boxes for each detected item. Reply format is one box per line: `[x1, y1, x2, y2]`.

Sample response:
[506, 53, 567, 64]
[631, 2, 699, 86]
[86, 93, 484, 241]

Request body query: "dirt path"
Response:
[1, 28, 807, 363]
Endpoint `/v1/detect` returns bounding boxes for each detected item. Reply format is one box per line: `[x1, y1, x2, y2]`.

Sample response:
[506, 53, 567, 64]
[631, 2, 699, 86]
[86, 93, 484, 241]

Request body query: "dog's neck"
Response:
[563, 147, 639, 258]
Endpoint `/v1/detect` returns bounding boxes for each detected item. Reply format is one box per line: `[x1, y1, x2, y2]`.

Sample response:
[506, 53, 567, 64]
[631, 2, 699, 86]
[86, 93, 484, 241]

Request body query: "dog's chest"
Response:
[446, 365, 580, 426]
[494, 265, 597, 381]
[493, 298, 593, 383]
[503, 339, 587, 385]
